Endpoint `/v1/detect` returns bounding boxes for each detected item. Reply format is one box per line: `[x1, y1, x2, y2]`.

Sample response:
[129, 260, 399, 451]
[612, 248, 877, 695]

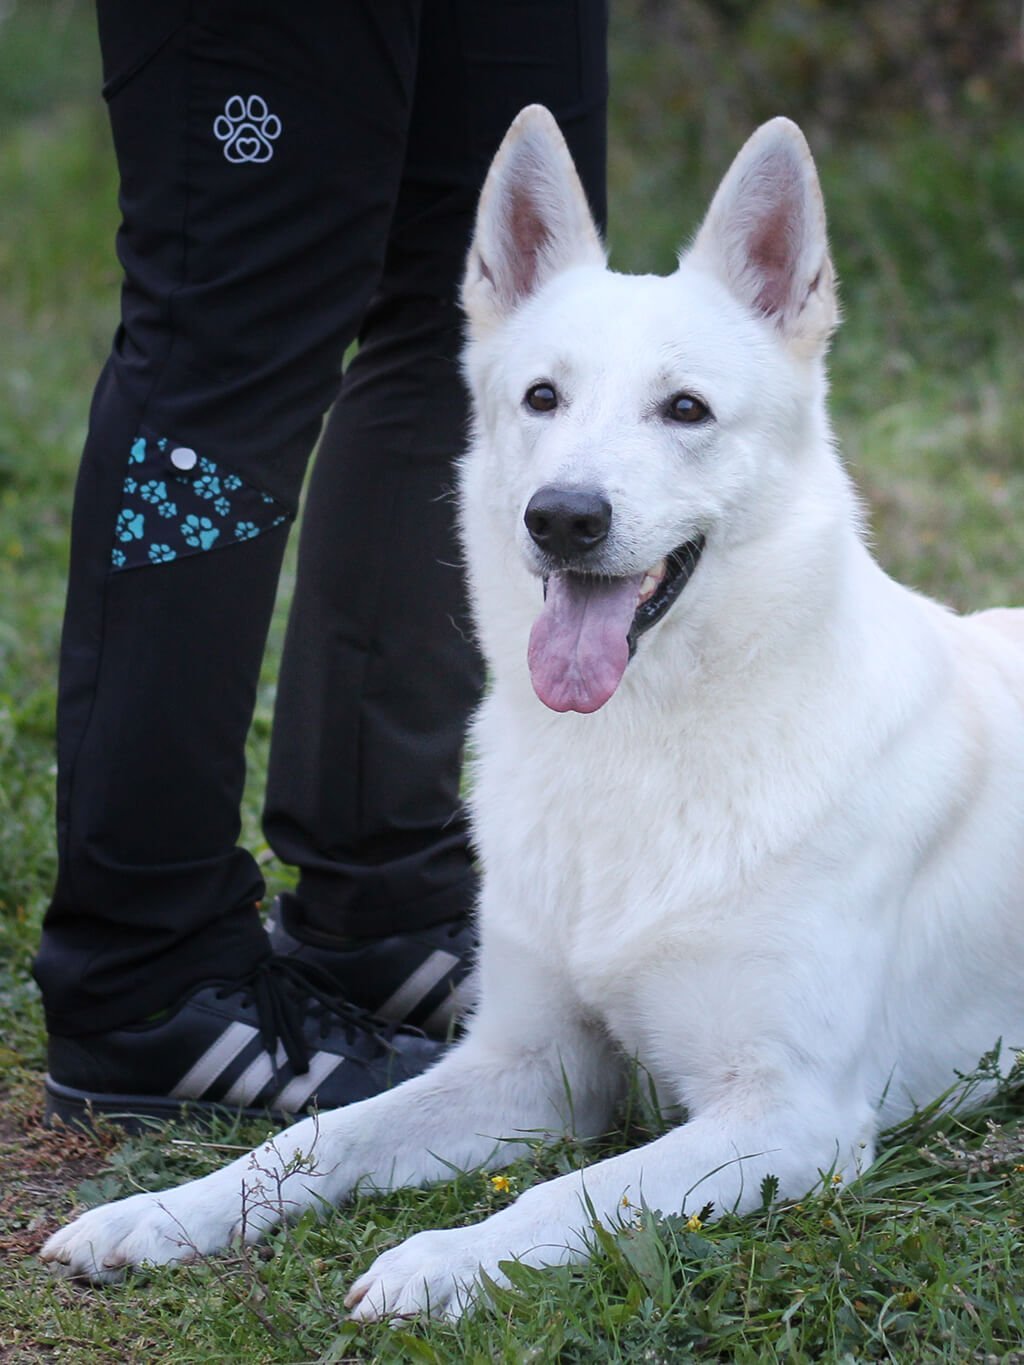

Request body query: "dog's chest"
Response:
[557, 858, 750, 1045]
[479, 712, 785, 1028]
[473, 684, 899, 1094]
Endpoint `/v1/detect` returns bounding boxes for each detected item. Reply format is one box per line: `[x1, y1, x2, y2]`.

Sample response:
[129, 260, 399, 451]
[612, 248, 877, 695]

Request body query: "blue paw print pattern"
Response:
[116, 509, 145, 543]
[110, 429, 291, 572]
[213, 95, 281, 163]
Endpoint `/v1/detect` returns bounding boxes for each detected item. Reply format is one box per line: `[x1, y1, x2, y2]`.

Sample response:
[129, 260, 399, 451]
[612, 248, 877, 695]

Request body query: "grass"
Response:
[1, 0, 1023, 1359]
[4, 1067, 1024, 1361]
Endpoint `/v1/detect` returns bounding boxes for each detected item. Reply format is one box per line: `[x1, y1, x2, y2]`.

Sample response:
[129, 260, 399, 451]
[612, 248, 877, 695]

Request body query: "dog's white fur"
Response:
[41, 108, 1024, 1321]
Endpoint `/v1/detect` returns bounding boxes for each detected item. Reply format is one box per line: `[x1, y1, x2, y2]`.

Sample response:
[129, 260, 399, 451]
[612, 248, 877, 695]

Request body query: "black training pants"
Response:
[35, 0, 607, 1035]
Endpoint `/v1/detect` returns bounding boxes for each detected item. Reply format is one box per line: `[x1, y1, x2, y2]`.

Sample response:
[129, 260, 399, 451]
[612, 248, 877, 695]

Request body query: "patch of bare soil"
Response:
[0, 1084, 119, 1259]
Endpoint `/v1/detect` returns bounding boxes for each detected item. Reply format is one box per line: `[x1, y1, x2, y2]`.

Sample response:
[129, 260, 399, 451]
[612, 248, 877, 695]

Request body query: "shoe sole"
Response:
[44, 1074, 284, 1133]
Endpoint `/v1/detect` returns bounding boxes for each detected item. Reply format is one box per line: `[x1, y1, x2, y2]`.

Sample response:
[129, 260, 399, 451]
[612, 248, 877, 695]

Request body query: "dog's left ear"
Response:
[688, 118, 838, 357]
[463, 105, 605, 335]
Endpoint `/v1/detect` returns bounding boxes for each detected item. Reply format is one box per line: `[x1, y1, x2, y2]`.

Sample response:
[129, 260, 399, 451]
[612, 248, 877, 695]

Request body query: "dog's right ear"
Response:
[463, 105, 605, 335]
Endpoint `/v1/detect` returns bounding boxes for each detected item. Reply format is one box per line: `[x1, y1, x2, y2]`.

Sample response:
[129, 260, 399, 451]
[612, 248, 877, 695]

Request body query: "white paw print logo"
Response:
[213, 95, 281, 164]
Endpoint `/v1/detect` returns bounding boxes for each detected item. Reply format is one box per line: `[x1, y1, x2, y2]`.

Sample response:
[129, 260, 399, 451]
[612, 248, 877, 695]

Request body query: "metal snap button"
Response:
[170, 446, 198, 472]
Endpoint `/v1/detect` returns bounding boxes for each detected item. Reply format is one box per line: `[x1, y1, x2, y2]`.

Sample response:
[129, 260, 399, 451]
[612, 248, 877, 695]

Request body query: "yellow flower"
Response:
[685, 1213, 703, 1232]
[831, 1173, 843, 1185]
[489, 1174, 511, 1194]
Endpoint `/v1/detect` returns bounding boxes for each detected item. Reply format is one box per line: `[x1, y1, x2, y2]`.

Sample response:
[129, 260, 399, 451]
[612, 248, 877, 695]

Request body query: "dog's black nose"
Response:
[524, 486, 612, 559]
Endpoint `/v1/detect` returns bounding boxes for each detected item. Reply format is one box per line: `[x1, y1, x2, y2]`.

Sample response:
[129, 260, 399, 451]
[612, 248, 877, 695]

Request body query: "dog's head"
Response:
[460, 107, 844, 715]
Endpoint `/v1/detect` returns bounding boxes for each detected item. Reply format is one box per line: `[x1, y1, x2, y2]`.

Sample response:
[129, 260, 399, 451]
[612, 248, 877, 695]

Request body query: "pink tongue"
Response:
[527, 572, 644, 713]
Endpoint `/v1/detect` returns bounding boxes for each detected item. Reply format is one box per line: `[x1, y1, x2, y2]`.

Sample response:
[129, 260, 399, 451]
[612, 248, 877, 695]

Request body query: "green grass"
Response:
[4, 1067, 1024, 1361]
[2, 1, 1023, 1360]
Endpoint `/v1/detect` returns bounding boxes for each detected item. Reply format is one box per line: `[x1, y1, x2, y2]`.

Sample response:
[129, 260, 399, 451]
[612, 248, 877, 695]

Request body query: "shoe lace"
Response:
[226, 957, 398, 1078]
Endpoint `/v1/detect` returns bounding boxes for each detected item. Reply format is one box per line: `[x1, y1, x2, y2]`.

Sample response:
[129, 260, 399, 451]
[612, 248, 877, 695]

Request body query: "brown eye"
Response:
[666, 393, 710, 424]
[525, 383, 558, 413]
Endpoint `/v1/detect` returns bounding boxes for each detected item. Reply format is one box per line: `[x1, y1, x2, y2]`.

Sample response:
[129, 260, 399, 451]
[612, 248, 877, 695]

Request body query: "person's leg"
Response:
[263, 0, 608, 1029]
[35, 0, 444, 1123]
[264, 291, 482, 940]
[263, 284, 484, 1033]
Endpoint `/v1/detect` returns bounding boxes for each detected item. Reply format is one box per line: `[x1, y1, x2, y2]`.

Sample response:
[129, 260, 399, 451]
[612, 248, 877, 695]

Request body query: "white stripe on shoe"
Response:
[271, 1050, 347, 1113]
[222, 1041, 288, 1106]
[170, 1020, 259, 1099]
[376, 949, 459, 1023]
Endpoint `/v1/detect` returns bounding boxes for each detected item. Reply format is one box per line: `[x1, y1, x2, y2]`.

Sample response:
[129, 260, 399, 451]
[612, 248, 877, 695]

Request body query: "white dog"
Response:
[42, 107, 1024, 1321]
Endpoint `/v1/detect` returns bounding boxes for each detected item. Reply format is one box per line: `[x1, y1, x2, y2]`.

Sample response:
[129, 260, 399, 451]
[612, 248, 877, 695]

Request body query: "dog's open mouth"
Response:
[528, 536, 705, 713]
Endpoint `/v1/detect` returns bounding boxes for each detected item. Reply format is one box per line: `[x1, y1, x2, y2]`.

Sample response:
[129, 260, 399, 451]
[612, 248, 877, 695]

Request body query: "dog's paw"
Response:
[345, 1225, 511, 1323]
[40, 1188, 236, 1283]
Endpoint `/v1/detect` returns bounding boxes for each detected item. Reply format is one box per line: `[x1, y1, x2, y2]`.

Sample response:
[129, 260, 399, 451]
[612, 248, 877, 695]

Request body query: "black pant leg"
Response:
[262, 0, 607, 937]
[36, 1, 424, 1033]
[263, 294, 482, 937]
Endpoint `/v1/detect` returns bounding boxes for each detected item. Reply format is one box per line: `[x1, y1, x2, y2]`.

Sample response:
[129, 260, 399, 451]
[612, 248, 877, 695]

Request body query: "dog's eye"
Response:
[525, 383, 558, 413]
[665, 393, 710, 424]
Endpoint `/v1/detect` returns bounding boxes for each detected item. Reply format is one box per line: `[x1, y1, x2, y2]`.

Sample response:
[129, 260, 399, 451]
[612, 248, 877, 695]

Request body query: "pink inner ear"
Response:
[740, 152, 806, 320]
[506, 189, 551, 300]
[750, 201, 798, 316]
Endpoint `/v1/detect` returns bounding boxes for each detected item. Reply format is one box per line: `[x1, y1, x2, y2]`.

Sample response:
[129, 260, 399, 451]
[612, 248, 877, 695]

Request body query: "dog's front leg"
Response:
[346, 1086, 877, 1322]
[40, 1005, 619, 1284]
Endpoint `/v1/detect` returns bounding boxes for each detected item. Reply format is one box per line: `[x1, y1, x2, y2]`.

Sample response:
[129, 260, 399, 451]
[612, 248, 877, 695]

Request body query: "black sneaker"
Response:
[266, 892, 476, 1038]
[44, 957, 442, 1132]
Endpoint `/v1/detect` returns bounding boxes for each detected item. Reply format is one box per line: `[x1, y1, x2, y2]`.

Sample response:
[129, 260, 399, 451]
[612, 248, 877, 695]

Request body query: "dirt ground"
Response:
[0, 1080, 117, 1261]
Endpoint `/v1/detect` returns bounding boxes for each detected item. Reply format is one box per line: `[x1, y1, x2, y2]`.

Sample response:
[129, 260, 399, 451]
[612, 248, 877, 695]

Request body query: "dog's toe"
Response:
[346, 1226, 505, 1323]
[42, 1200, 152, 1282]
[40, 1188, 231, 1283]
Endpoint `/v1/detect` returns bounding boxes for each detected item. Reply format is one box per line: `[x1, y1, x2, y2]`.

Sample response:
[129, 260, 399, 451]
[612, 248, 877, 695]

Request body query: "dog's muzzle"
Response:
[523, 487, 704, 713]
